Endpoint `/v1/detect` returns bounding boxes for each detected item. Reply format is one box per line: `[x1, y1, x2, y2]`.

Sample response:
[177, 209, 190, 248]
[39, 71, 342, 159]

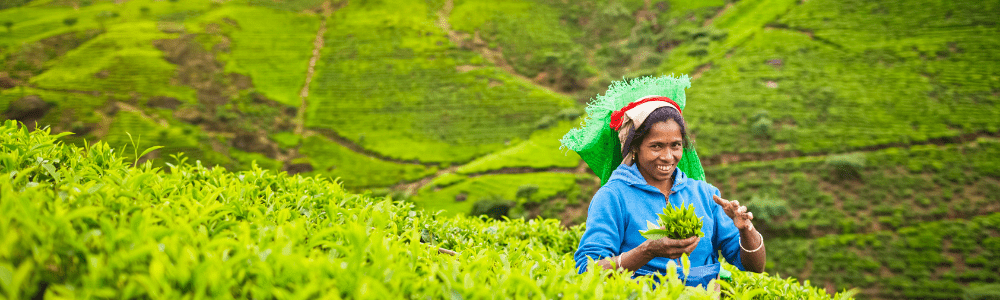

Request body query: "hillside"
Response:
[2, 0, 999, 298]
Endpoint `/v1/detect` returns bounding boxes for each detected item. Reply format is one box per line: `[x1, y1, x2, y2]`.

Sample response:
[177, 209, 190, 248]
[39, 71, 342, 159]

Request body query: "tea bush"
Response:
[0, 121, 853, 299]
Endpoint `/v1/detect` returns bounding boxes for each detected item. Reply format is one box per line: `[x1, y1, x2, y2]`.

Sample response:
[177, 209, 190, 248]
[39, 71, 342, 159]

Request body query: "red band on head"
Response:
[609, 97, 681, 130]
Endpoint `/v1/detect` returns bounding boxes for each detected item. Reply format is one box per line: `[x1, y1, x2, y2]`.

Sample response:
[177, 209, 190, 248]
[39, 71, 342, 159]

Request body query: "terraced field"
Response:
[2, 0, 999, 298]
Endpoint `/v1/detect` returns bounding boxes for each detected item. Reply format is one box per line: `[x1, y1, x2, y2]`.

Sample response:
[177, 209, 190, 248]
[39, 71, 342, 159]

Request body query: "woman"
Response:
[561, 75, 765, 282]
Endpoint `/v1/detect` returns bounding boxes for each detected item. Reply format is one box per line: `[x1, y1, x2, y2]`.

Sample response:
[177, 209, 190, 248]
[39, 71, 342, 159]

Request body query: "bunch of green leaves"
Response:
[640, 203, 705, 240]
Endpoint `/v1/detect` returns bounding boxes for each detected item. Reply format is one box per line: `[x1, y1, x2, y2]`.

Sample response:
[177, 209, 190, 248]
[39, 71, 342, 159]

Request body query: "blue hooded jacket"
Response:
[574, 163, 745, 277]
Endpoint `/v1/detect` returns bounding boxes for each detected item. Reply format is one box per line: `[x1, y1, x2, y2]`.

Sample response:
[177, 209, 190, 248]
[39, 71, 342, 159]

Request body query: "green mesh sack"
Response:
[560, 75, 705, 185]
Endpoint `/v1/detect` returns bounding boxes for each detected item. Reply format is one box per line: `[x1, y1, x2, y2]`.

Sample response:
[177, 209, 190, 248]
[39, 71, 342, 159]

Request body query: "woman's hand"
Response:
[713, 195, 754, 231]
[639, 236, 700, 259]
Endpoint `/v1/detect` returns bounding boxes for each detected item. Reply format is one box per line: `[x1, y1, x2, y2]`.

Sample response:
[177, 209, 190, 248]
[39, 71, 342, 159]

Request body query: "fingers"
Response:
[712, 195, 727, 207]
[747, 211, 754, 220]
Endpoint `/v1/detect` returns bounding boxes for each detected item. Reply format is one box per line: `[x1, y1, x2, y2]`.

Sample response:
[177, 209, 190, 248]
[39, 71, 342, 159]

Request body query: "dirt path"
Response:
[294, 1, 331, 136]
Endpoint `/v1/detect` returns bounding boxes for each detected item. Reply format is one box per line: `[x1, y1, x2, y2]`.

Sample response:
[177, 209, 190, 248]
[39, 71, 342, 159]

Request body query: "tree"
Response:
[3, 21, 12, 33]
[63, 17, 78, 27]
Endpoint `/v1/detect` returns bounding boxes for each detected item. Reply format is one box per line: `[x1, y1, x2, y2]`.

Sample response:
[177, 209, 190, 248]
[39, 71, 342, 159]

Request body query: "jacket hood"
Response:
[608, 163, 689, 193]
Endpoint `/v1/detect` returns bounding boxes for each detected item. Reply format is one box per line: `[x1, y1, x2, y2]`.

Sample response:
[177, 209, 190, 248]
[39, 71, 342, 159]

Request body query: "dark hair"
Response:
[624, 106, 691, 158]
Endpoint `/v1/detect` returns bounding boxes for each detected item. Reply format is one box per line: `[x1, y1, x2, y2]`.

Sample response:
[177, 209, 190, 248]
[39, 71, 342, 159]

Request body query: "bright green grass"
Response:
[29, 21, 197, 101]
[707, 138, 1000, 238]
[412, 172, 578, 216]
[768, 212, 1000, 299]
[306, 0, 575, 163]
[684, 27, 999, 157]
[194, 6, 319, 107]
[297, 135, 437, 189]
[455, 120, 580, 175]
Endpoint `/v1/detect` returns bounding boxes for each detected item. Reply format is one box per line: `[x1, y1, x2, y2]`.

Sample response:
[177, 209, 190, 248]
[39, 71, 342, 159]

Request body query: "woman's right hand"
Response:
[639, 235, 700, 259]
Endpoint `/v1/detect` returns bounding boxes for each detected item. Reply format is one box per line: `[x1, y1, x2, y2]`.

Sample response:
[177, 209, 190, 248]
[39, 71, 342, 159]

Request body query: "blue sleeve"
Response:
[710, 187, 745, 271]
[573, 186, 625, 274]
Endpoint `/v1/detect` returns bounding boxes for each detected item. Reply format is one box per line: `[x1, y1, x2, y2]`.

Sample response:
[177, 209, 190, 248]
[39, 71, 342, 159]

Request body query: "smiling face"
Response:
[634, 119, 684, 189]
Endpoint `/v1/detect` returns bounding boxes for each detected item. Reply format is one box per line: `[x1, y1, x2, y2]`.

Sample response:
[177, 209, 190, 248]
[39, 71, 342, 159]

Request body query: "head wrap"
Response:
[612, 95, 683, 165]
[560, 75, 705, 185]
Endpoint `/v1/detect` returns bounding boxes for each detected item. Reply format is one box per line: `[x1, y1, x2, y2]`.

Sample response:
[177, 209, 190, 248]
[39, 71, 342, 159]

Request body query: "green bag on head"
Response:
[560, 75, 705, 185]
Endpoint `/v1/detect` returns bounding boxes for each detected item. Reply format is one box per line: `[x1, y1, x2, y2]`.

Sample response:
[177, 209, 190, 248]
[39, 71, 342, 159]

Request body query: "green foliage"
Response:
[825, 152, 865, 180]
[307, 0, 575, 163]
[30, 22, 197, 101]
[450, 0, 594, 90]
[197, 6, 319, 106]
[709, 141, 1000, 238]
[744, 194, 787, 224]
[470, 194, 515, 220]
[768, 213, 1000, 299]
[640, 204, 704, 240]
[297, 135, 436, 189]
[681, 0, 1000, 157]
[0, 121, 848, 299]
[515, 184, 539, 202]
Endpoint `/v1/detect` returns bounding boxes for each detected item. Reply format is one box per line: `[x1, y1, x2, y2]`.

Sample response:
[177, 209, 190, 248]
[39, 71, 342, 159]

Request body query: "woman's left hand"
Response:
[713, 195, 754, 231]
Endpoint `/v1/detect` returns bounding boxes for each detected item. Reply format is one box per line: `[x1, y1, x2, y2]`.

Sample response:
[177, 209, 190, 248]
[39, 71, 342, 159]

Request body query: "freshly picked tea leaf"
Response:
[639, 203, 704, 240]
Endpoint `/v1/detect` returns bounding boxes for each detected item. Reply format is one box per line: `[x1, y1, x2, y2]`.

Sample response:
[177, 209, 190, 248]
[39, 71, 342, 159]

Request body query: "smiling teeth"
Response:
[657, 165, 671, 171]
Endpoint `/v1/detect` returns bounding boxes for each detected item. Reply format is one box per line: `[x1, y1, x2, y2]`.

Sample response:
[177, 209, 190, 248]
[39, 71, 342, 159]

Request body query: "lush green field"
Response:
[2, 0, 1000, 298]
[0, 122, 854, 299]
[707, 138, 1000, 238]
[679, 0, 1000, 157]
[305, 0, 575, 164]
[768, 213, 1000, 299]
[195, 5, 319, 107]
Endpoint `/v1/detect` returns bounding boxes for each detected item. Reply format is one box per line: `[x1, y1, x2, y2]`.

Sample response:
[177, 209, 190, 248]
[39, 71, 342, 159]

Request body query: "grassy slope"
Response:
[678, 0, 1000, 157]
[305, 0, 576, 163]
[195, 6, 319, 107]
[30, 21, 197, 101]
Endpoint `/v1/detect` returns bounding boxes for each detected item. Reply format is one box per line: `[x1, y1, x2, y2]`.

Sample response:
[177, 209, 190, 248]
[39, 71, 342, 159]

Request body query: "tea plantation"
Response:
[2, 0, 1000, 298]
[0, 122, 859, 299]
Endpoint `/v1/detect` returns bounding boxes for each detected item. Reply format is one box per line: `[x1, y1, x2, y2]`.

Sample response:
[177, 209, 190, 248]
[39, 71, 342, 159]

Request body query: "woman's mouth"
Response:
[656, 165, 673, 173]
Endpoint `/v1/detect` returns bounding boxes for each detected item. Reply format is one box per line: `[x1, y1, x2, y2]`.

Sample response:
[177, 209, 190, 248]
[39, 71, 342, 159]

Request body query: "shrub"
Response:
[470, 195, 515, 220]
[62, 17, 78, 27]
[826, 153, 866, 180]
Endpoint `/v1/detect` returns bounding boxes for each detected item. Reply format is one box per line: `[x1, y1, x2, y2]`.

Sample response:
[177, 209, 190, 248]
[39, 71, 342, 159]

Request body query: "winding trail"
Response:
[293, 2, 330, 136]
